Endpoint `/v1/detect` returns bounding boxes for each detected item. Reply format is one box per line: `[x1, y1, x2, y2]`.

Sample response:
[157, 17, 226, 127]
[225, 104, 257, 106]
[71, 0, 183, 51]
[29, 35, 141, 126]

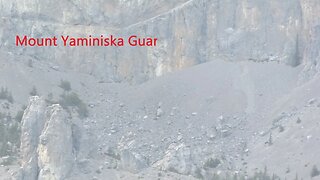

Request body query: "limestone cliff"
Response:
[19, 97, 74, 180]
[20, 97, 46, 180]
[37, 105, 74, 180]
[1, 0, 320, 83]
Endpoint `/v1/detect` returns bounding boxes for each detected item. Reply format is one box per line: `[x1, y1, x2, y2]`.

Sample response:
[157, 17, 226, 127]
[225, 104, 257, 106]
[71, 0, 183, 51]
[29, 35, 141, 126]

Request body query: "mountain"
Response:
[1, 0, 320, 83]
[0, 0, 320, 179]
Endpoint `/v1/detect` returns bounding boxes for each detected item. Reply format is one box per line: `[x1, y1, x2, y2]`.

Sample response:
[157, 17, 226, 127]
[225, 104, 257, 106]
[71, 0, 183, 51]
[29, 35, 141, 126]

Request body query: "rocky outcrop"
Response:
[154, 143, 228, 179]
[116, 132, 149, 173]
[1, 0, 320, 83]
[20, 96, 46, 180]
[118, 149, 149, 173]
[37, 105, 74, 180]
[19, 97, 74, 180]
[299, 0, 320, 79]
[155, 143, 196, 175]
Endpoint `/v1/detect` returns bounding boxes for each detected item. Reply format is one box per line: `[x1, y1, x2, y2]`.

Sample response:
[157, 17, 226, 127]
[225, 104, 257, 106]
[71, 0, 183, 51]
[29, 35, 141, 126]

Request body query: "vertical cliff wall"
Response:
[1, 0, 320, 83]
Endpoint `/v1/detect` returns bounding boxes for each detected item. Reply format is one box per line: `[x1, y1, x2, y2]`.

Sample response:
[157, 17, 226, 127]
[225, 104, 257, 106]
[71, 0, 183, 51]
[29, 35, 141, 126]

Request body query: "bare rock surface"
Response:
[18, 97, 74, 180]
[155, 143, 196, 175]
[20, 97, 46, 180]
[0, 1, 320, 180]
[37, 104, 74, 180]
[1, 0, 320, 83]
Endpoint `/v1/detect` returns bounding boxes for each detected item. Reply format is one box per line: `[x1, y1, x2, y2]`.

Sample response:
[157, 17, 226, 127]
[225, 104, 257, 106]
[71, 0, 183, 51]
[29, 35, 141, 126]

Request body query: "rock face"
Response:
[116, 132, 149, 173]
[155, 143, 195, 175]
[1, 0, 320, 83]
[20, 97, 46, 180]
[37, 105, 74, 180]
[19, 97, 74, 180]
[118, 149, 149, 173]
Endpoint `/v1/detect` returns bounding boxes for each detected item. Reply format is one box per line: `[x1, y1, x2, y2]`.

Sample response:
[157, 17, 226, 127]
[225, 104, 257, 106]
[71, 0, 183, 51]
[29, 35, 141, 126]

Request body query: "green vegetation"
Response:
[59, 80, 72, 91]
[0, 112, 5, 119]
[248, 168, 280, 180]
[278, 125, 285, 133]
[268, 133, 273, 145]
[29, 86, 38, 96]
[47, 80, 89, 118]
[0, 114, 20, 157]
[311, 165, 320, 178]
[0, 156, 16, 166]
[15, 110, 24, 123]
[15, 105, 27, 123]
[0, 105, 27, 158]
[208, 167, 281, 180]
[296, 118, 302, 124]
[45, 93, 57, 105]
[59, 92, 88, 118]
[204, 158, 221, 169]
[0, 87, 14, 103]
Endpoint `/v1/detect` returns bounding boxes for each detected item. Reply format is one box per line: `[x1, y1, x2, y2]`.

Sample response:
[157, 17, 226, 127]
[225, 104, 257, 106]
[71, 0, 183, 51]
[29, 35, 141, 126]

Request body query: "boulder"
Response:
[118, 149, 149, 173]
[155, 143, 196, 175]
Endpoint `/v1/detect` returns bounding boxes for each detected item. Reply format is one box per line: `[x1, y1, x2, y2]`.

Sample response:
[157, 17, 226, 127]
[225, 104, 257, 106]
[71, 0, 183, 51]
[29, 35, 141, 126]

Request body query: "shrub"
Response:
[296, 118, 302, 124]
[268, 133, 273, 145]
[0, 112, 5, 120]
[0, 87, 14, 103]
[15, 110, 24, 123]
[59, 80, 72, 91]
[77, 102, 89, 119]
[59, 92, 88, 118]
[311, 165, 320, 178]
[204, 158, 221, 169]
[0, 156, 16, 166]
[7, 124, 20, 146]
[247, 167, 280, 180]
[60, 92, 82, 106]
[45, 93, 58, 105]
[47, 93, 53, 100]
[278, 125, 285, 133]
[0, 121, 20, 157]
[29, 86, 38, 96]
[15, 105, 27, 123]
